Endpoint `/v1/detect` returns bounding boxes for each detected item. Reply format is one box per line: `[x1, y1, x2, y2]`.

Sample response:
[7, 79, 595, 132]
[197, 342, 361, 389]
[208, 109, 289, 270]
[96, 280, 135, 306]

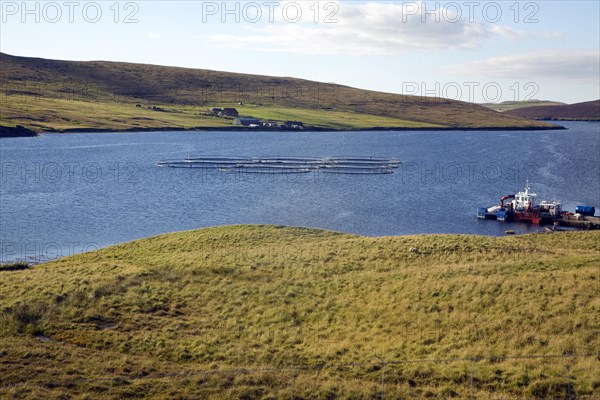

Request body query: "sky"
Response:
[1, 0, 599, 104]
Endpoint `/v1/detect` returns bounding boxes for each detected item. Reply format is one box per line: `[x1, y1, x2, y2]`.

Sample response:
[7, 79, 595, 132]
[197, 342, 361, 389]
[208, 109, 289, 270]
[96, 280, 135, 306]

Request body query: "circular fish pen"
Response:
[319, 167, 395, 174]
[158, 156, 401, 174]
[219, 166, 313, 174]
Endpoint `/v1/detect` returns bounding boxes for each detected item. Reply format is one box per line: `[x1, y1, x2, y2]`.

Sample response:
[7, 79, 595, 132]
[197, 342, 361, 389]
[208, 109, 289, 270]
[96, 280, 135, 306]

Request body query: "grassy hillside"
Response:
[480, 100, 566, 113]
[505, 100, 600, 121]
[0, 52, 559, 132]
[1, 225, 598, 399]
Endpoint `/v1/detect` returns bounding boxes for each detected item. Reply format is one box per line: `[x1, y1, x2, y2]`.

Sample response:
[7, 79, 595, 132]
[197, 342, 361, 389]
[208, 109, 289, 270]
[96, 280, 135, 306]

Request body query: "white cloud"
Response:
[148, 33, 161, 39]
[489, 25, 561, 40]
[203, 1, 558, 55]
[446, 50, 600, 81]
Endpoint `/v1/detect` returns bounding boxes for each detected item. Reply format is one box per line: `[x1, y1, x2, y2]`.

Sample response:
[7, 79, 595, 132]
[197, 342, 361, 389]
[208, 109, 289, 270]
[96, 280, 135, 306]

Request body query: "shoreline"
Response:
[534, 118, 599, 122]
[37, 124, 567, 135]
[0, 125, 38, 138]
[1, 223, 584, 265]
[4, 223, 598, 267]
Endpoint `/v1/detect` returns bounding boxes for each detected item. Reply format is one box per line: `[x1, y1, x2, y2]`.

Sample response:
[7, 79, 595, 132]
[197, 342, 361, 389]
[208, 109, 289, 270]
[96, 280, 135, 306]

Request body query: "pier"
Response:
[559, 214, 600, 230]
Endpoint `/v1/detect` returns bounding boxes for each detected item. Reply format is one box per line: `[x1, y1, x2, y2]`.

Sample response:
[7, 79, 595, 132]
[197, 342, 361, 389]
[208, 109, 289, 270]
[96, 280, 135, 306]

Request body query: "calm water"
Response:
[1, 122, 599, 262]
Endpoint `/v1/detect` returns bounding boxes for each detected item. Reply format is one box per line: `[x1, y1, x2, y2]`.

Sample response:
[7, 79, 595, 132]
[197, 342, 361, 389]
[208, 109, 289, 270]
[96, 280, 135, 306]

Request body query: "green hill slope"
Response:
[480, 100, 566, 112]
[1, 225, 598, 399]
[0, 53, 559, 132]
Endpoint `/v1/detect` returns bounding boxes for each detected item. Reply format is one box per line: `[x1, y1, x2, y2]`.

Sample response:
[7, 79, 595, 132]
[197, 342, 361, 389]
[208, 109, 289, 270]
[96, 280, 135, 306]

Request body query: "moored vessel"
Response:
[477, 181, 598, 229]
[478, 181, 562, 225]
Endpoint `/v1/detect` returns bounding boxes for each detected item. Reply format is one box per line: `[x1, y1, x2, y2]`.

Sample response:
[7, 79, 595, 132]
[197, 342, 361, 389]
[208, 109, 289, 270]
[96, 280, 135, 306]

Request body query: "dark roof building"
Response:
[220, 108, 239, 117]
[234, 117, 261, 127]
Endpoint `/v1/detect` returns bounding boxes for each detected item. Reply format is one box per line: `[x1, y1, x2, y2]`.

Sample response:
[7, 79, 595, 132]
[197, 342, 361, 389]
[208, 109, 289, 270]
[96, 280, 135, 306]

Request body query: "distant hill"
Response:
[504, 100, 600, 121]
[480, 100, 566, 112]
[0, 52, 559, 132]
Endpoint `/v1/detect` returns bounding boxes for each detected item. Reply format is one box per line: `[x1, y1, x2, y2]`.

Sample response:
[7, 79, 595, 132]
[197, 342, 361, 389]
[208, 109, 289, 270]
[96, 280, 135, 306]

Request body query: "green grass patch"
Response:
[0, 94, 441, 132]
[480, 100, 566, 112]
[235, 104, 442, 129]
[0, 95, 233, 132]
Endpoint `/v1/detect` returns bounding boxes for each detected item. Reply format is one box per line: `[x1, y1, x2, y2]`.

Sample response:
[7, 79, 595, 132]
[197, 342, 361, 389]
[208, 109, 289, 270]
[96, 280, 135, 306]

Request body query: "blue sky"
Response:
[1, 1, 599, 103]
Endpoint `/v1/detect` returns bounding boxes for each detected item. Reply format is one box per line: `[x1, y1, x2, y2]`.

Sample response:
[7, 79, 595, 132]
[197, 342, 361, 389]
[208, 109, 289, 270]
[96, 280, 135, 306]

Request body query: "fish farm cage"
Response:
[157, 156, 401, 174]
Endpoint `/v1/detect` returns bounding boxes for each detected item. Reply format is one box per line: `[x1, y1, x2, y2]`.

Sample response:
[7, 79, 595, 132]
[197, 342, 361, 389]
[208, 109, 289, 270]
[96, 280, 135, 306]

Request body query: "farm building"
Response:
[284, 121, 304, 129]
[234, 117, 261, 127]
[220, 108, 239, 117]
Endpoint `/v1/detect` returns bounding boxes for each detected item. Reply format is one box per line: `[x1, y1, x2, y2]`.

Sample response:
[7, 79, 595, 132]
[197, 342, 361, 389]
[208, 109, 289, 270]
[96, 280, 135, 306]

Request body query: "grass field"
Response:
[0, 94, 440, 132]
[1, 225, 598, 399]
[480, 100, 567, 113]
[234, 105, 442, 129]
[0, 95, 232, 131]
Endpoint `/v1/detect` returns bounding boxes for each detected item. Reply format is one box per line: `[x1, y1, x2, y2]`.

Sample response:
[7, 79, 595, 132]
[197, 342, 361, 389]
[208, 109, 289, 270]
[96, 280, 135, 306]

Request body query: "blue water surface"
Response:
[1, 121, 598, 262]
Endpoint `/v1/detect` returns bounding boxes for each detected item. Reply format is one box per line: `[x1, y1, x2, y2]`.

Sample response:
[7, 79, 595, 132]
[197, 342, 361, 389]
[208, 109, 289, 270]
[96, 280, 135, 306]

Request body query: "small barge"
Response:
[478, 181, 599, 230]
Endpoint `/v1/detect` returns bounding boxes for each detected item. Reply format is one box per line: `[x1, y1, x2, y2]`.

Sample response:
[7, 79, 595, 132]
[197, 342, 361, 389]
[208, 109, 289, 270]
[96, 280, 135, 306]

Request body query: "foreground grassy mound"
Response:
[0, 226, 598, 399]
[0, 52, 559, 131]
